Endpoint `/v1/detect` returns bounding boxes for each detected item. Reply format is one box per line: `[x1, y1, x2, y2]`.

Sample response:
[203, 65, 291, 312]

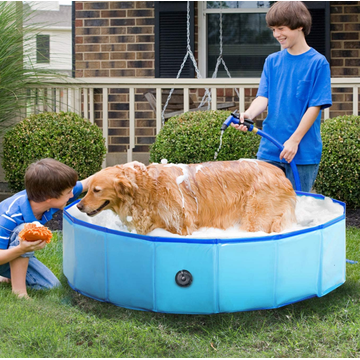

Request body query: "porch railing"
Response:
[30, 77, 360, 166]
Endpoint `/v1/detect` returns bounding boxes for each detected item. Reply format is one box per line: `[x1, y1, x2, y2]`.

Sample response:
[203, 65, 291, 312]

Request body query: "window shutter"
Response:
[155, 2, 195, 78]
[303, 2, 330, 61]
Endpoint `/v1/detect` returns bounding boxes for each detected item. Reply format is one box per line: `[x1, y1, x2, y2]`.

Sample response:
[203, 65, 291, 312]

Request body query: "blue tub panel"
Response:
[276, 232, 321, 306]
[106, 234, 154, 310]
[320, 220, 346, 295]
[63, 216, 76, 285]
[71, 225, 107, 300]
[154, 243, 216, 314]
[218, 241, 276, 312]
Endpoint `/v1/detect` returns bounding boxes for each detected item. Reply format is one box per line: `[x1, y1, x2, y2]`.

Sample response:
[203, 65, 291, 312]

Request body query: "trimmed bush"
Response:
[315, 115, 360, 209]
[149, 110, 260, 164]
[2, 112, 107, 192]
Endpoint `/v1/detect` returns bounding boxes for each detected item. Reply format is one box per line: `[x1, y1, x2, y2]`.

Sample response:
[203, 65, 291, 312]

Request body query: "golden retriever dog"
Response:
[77, 160, 296, 235]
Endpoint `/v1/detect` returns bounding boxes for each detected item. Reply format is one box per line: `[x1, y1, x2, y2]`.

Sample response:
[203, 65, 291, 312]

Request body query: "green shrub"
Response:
[315, 115, 360, 209]
[2, 112, 107, 192]
[149, 110, 260, 164]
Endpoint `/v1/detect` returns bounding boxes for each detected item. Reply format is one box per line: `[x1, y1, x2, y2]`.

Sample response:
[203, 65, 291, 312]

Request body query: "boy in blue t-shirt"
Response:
[232, 1, 332, 192]
[0, 158, 92, 299]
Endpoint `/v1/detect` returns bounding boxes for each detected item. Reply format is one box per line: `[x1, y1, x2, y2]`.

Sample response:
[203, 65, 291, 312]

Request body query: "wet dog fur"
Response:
[77, 160, 297, 235]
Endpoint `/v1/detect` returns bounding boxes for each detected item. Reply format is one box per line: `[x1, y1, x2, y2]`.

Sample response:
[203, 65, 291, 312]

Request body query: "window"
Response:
[155, 2, 195, 78]
[36, 34, 50, 64]
[200, 1, 330, 77]
[155, 2, 329, 79]
[203, 1, 279, 77]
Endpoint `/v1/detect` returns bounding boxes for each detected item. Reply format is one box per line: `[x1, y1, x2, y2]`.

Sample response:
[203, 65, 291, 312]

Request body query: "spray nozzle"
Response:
[220, 110, 254, 131]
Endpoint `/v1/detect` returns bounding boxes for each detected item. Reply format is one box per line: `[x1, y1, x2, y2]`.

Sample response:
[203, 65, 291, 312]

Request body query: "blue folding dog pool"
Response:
[63, 192, 346, 314]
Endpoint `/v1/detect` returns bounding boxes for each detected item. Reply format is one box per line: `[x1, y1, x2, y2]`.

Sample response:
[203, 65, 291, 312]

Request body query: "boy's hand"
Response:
[19, 238, 47, 253]
[280, 138, 299, 163]
[81, 173, 97, 193]
[230, 112, 250, 132]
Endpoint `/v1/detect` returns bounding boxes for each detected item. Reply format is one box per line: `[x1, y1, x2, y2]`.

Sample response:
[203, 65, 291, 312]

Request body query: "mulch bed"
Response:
[45, 210, 64, 231]
[346, 208, 360, 228]
[45, 208, 360, 232]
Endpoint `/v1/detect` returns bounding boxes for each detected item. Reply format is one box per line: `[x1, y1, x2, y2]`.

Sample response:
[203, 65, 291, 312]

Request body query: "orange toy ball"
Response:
[19, 223, 53, 244]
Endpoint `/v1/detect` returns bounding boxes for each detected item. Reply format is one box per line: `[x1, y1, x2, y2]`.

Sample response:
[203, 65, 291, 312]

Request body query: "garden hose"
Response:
[221, 111, 302, 191]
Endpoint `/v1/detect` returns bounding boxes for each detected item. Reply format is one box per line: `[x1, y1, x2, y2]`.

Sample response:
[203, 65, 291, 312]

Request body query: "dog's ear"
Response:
[115, 176, 138, 197]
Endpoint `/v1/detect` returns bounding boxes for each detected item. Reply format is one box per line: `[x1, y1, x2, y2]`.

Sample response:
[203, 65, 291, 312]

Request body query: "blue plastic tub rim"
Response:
[64, 191, 346, 245]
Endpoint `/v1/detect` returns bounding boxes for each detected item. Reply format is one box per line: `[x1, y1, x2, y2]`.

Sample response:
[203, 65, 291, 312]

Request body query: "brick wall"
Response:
[330, 1, 360, 117]
[74, 1, 360, 163]
[75, 1, 154, 78]
[75, 1, 156, 163]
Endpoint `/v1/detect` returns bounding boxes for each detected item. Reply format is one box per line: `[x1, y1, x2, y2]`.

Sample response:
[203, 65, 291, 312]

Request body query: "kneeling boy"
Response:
[0, 158, 92, 298]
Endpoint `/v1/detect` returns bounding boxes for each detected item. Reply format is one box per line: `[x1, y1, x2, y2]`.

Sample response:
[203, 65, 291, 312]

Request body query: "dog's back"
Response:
[146, 160, 296, 235]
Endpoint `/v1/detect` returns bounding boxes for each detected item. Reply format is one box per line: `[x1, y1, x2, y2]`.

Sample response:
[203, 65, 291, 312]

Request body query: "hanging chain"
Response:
[200, 3, 240, 108]
[161, 1, 240, 126]
[161, 1, 210, 125]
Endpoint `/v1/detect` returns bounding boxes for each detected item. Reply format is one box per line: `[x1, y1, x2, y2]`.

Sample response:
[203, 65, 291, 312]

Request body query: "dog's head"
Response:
[77, 161, 146, 217]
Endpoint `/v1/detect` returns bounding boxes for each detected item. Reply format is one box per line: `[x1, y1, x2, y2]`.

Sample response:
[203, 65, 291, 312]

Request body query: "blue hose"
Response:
[221, 114, 302, 191]
[255, 128, 302, 191]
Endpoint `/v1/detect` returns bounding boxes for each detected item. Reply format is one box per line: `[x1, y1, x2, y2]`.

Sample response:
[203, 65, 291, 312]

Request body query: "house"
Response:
[73, 1, 360, 165]
[24, 1, 72, 76]
[0, 1, 72, 187]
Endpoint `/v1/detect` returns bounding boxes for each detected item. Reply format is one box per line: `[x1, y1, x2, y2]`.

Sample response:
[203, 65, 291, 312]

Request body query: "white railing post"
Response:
[46, 88, 53, 112]
[64, 88, 69, 112]
[58, 88, 64, 112]
[38, 89, 44, 113]
[239, 87, 245, 114]
[70, 88, 75, 112]
[184, 87, 190, 112]
[83, 88, 89, 120]
[89, 88, 94, 124]
[127, 88, 135, 163]
[74, 88, 81, 115]
[56, 88, 61, 113]
[353, 86, 358, 116]
[102, 87, 108, 168]
[324, 107, 330, 120]
[211, 87, 217, 111]
[156, 87, 162, 134]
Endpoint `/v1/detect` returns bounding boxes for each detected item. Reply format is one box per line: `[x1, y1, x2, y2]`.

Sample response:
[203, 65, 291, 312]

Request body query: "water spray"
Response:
[220, 110, 302, 191]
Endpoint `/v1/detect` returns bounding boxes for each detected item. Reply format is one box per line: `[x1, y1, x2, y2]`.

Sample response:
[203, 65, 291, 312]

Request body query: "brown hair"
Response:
[25, 158, 78, 202]
[266, 1, 312, 36]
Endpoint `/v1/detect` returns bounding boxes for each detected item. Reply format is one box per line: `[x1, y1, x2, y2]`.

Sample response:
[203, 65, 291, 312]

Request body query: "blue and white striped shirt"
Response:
[0, 181, 83, 249]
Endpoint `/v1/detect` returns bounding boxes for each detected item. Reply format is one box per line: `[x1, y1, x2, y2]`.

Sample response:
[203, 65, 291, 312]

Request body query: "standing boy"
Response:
[232, 1, 332, 192]
[0, 158, 92, 299]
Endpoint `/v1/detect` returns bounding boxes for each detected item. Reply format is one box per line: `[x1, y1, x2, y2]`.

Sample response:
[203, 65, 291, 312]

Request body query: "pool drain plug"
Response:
[175, 270, 193, 287]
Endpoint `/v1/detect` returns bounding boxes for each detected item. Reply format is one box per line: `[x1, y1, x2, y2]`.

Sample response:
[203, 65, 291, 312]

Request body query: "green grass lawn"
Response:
[0, 227, 359, 358]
